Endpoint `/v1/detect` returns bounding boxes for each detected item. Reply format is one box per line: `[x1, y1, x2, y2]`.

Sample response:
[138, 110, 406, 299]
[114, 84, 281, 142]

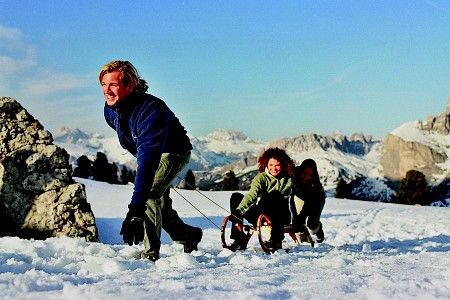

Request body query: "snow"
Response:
[1, 178, 449, 299]
[392, 121, 450, 155]
[196, 128, 266, 154]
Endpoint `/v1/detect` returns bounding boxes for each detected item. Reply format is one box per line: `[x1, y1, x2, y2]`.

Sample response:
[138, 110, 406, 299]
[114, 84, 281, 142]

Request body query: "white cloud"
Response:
[0, 49, 36, 75]
[0, 25, 37, 76]
[0, 25, 93, 97]
[0, 25, 23, 44]
[21, 71, 91, 96]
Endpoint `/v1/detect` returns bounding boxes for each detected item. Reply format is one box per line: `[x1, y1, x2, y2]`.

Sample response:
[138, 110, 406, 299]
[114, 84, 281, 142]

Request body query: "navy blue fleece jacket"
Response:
[104, 92, 192, 208]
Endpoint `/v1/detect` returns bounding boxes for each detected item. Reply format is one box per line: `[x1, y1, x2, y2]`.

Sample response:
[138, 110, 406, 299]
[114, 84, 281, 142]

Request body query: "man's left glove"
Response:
[120, 205, 145, 246]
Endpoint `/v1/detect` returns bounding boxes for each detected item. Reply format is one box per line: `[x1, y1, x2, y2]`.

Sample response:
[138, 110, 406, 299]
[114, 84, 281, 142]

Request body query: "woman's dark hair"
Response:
[257, 147, 295, 177]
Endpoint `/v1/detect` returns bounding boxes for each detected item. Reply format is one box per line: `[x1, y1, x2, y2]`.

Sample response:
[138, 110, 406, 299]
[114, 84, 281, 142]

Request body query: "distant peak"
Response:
[205, 128, 249, 141]
[53, 126, 90, 143]
[54, 126, 71, 135]
[414, 99, 450, 135]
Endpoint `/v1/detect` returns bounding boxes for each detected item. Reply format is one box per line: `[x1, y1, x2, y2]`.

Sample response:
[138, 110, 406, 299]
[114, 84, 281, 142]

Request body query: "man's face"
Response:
[101, 71, 134, 106]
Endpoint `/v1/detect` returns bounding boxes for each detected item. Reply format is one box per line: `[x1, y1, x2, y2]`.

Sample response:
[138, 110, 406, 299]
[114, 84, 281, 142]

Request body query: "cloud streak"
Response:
[0, 24, 92, 97]
[0, 25, 37, 76]
[21, 72, 91, 97]
[295, 64, 360, 102]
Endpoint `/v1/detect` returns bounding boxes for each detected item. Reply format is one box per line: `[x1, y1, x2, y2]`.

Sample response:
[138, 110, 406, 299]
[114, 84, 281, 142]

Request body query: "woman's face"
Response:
[300, 167, 314, 183]
[268, 158, 282, 177]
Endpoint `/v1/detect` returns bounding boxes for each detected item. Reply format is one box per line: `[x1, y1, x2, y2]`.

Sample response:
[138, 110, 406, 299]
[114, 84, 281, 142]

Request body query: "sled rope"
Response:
[176, 175, 231, 213]
[175, 175, 246, 224]
[170, 187, 221, 230]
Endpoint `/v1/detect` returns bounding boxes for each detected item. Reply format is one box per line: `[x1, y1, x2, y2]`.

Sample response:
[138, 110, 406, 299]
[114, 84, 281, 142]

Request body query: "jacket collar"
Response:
[108, 91, 143, 114]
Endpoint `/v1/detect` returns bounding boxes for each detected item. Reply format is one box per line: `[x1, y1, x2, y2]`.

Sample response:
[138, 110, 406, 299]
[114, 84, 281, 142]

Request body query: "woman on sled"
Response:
[228, 147, 296, 252]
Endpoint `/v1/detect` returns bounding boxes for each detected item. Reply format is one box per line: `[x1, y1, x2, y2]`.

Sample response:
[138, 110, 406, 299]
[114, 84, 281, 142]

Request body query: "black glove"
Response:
[120, 205, 145, 246]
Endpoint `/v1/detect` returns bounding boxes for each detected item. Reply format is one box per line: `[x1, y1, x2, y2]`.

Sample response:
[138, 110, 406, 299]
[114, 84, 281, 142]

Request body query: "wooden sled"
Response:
[220, 213, 314, 254]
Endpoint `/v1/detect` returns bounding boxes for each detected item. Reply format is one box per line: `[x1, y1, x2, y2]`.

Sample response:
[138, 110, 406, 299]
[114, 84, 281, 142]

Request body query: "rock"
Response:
[0, 97, 98, 241]
[268, 132, 379, 156]
[380, 131, 447, 182]
[418, 98, 450, 134]
[380, 99, 450, 182]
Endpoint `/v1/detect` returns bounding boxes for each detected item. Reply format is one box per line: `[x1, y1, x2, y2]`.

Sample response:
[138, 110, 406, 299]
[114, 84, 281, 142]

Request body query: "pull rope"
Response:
[175, 175, 247, 224]
[170, 187, 221, 230]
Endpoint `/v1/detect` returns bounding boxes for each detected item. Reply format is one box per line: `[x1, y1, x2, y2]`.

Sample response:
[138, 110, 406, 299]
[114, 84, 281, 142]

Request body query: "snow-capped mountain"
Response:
[188, 128, 266, 172]
[268, 132, 383, 188]
[53, 126, 136, 169]
[53, 127, 266, 174]
[52, 127, 382, 193]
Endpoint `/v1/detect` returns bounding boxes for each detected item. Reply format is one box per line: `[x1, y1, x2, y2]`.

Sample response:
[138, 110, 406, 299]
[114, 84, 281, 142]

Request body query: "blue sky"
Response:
[1, 1, 449, 141]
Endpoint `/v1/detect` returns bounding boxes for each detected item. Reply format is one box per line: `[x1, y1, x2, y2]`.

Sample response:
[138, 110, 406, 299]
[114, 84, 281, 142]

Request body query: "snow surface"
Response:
[1, 178, 449, 300]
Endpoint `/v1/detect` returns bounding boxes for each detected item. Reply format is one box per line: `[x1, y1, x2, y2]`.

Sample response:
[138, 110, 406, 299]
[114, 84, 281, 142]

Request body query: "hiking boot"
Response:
[315, 226, 325, 243]
[263, 240, 283, 253]
[270, 226, 284, 244]
[182, 227, 203, 253]
[228, 237, 247, 251]
[295, 230, 315, 247]
[296, 231, 309, 243]
[227, 227, 248, 251]
[141, 251, 160, 262]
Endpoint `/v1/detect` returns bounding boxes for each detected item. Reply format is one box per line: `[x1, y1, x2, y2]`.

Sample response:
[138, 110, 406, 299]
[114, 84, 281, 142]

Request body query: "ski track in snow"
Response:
[0, 178, 449, 299]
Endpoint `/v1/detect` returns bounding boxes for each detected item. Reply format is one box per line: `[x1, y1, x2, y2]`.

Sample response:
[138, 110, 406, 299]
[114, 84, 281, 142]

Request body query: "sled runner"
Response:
[220, 213, 314, 254]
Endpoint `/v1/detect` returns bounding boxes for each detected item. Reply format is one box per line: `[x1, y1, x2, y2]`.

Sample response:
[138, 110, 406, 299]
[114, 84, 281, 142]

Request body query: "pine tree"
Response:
[120, 165, 135, 184]
[394, 170, 432, 205]
[222, 170, 239, 191]
[335, 177, 351, 199]
[179, 169, 196, 190]
[73, 155, 92, 179]
[109, 163, 119, 184]
[92, 152, 112, 183]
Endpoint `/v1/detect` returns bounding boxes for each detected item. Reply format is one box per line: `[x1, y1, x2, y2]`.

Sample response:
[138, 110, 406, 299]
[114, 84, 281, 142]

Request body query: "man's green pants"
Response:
[142, 151, 195, 258]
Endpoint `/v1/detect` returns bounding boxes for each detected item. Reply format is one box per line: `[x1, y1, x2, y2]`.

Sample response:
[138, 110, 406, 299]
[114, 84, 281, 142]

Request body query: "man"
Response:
[99, 60, 202, 261]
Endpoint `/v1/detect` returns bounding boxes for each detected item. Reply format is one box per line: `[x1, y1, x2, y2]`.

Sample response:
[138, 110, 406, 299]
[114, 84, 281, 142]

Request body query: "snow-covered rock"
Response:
[380, 99, 450, 184]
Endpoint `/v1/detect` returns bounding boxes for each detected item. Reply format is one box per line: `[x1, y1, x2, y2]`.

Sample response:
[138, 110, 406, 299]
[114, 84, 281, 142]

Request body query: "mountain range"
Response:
[52, 99, 450, 205]
[53, 126, 383, 193]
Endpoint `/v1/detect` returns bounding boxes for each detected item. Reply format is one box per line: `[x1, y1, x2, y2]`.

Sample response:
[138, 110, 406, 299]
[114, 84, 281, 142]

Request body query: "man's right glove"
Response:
[120, 205, 145, 246]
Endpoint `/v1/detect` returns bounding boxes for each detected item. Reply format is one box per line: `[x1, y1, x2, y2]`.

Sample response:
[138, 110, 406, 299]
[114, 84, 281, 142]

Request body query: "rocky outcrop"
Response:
[418, 98, 450, 134]
[0, 97, 98, 241]
[381, 134, 447, 181]
[268, 132, 379, 156]
[381, 135, 447, 181]
[380, 100, 450, 182]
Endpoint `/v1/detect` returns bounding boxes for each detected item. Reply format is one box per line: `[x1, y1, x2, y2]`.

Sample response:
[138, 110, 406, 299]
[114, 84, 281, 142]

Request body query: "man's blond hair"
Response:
[99, 60, 148, 93]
